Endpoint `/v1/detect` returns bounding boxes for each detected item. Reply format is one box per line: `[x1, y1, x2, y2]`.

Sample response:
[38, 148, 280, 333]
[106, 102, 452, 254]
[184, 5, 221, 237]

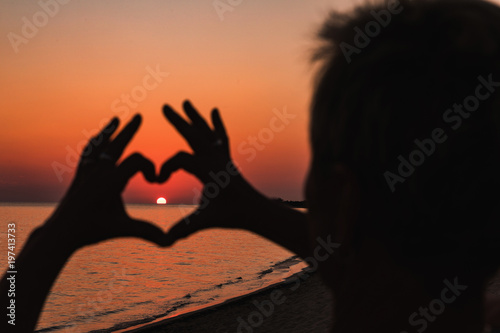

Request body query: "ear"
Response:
[320, 163, 361, 254]
[306, 162, 361, 287]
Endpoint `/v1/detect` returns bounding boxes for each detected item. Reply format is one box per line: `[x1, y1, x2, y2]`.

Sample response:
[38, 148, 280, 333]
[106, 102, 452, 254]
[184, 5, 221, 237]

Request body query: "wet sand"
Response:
[129, 270, 333, 333]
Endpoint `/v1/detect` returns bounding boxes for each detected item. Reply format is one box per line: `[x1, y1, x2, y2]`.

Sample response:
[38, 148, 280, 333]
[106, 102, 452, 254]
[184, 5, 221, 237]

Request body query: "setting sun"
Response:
[156, 197, 167, 205]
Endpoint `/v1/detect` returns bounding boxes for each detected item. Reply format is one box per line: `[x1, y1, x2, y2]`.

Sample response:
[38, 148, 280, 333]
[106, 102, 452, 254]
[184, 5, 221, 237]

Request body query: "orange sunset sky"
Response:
[3, 0, 488, 204]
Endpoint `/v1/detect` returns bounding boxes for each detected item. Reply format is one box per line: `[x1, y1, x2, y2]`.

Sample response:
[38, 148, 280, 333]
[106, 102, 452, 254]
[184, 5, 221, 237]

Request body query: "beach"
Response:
[1, 204, 329, 332]
[128, 270, 333, 333]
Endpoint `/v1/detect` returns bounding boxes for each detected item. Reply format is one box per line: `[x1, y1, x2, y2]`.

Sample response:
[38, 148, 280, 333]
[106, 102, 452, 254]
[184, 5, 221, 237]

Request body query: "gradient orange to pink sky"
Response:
[1, 0, 401, 203]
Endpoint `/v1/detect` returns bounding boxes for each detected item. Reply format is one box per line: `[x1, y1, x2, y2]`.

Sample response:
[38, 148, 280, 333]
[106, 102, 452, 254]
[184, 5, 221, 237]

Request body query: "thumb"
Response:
[119, 217, 167, 246]
[164, 210, 214, 246]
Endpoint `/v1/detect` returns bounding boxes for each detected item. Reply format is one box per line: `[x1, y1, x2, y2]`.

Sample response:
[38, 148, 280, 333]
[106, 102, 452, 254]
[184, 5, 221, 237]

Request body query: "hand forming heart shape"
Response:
[43, 114, 167, 250]
[1, 101, 311, 333]
[42, 101, 266, 253]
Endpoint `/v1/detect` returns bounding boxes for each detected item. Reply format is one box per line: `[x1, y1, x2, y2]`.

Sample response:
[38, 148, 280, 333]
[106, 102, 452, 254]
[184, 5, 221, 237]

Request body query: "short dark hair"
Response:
[312, 0, 500, 289]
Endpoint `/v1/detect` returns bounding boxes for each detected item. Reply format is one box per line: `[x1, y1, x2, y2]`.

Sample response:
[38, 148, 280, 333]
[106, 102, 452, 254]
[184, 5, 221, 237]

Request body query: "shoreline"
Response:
[117, 268, 333, 333]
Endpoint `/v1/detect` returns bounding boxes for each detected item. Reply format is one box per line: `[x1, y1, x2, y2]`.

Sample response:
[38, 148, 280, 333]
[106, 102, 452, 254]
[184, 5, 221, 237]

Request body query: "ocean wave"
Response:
[36, 255, 303, 333]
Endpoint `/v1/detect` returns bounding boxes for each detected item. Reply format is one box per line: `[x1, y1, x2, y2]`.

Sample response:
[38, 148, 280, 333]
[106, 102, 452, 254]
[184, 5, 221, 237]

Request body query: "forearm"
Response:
[1, 225, 76, 332]
[240, 180, 312, 259]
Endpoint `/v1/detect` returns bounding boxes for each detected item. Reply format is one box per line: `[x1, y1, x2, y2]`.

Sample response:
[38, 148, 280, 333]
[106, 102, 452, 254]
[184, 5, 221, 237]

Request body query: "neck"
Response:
[329, 241, 484, 333]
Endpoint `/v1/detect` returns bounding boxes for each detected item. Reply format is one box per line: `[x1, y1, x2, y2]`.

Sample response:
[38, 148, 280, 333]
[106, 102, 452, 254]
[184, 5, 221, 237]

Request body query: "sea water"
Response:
[0, 203, 306, 332]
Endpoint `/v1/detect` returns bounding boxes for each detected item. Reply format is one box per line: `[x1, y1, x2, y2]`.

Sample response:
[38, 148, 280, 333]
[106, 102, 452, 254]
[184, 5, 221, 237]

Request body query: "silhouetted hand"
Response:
[0, 114, 169, 333]
[43, 114, 166, 250]
[158, 101, 311, 258]
[158, 101, 264, 242]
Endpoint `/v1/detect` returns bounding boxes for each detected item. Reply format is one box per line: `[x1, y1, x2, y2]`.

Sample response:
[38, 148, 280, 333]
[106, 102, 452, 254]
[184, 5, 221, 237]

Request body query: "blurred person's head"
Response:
[306, 0, 500, 330]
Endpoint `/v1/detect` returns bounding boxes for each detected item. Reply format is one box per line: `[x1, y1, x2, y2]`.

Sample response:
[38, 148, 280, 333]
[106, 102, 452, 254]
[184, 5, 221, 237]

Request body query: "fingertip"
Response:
[162, 235, 176, 247]
[163, 104, 174, 116]
[157, 167, 172, 184]
[105, 117, 120, 132]
[183, 100, 192, 109]
[211, 108, 220, 120]
[132, 113, 142, 124]
[156, 174, 166, 184]
[144, 171, 156, 183]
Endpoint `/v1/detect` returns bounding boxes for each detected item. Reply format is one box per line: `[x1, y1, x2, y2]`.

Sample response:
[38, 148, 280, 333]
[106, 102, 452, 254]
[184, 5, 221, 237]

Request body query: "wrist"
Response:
[29, 223, 79, 257]
[238, 184, 279, 233]
[243, 193, 312, 258]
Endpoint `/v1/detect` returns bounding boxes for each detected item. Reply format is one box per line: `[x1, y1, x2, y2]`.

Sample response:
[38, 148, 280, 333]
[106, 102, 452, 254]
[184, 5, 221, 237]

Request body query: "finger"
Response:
[211, 108, 229, 146]
[97, 117, 120, 144]
[105, 114, 142, 161]
[115, 153, 156, 192]
[182, 100, 214, 137]
[162, 104, 196, 144]
[120, 218, 167, 246]
[158, 151, 203, 183]
[80, 117, 120, 160]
